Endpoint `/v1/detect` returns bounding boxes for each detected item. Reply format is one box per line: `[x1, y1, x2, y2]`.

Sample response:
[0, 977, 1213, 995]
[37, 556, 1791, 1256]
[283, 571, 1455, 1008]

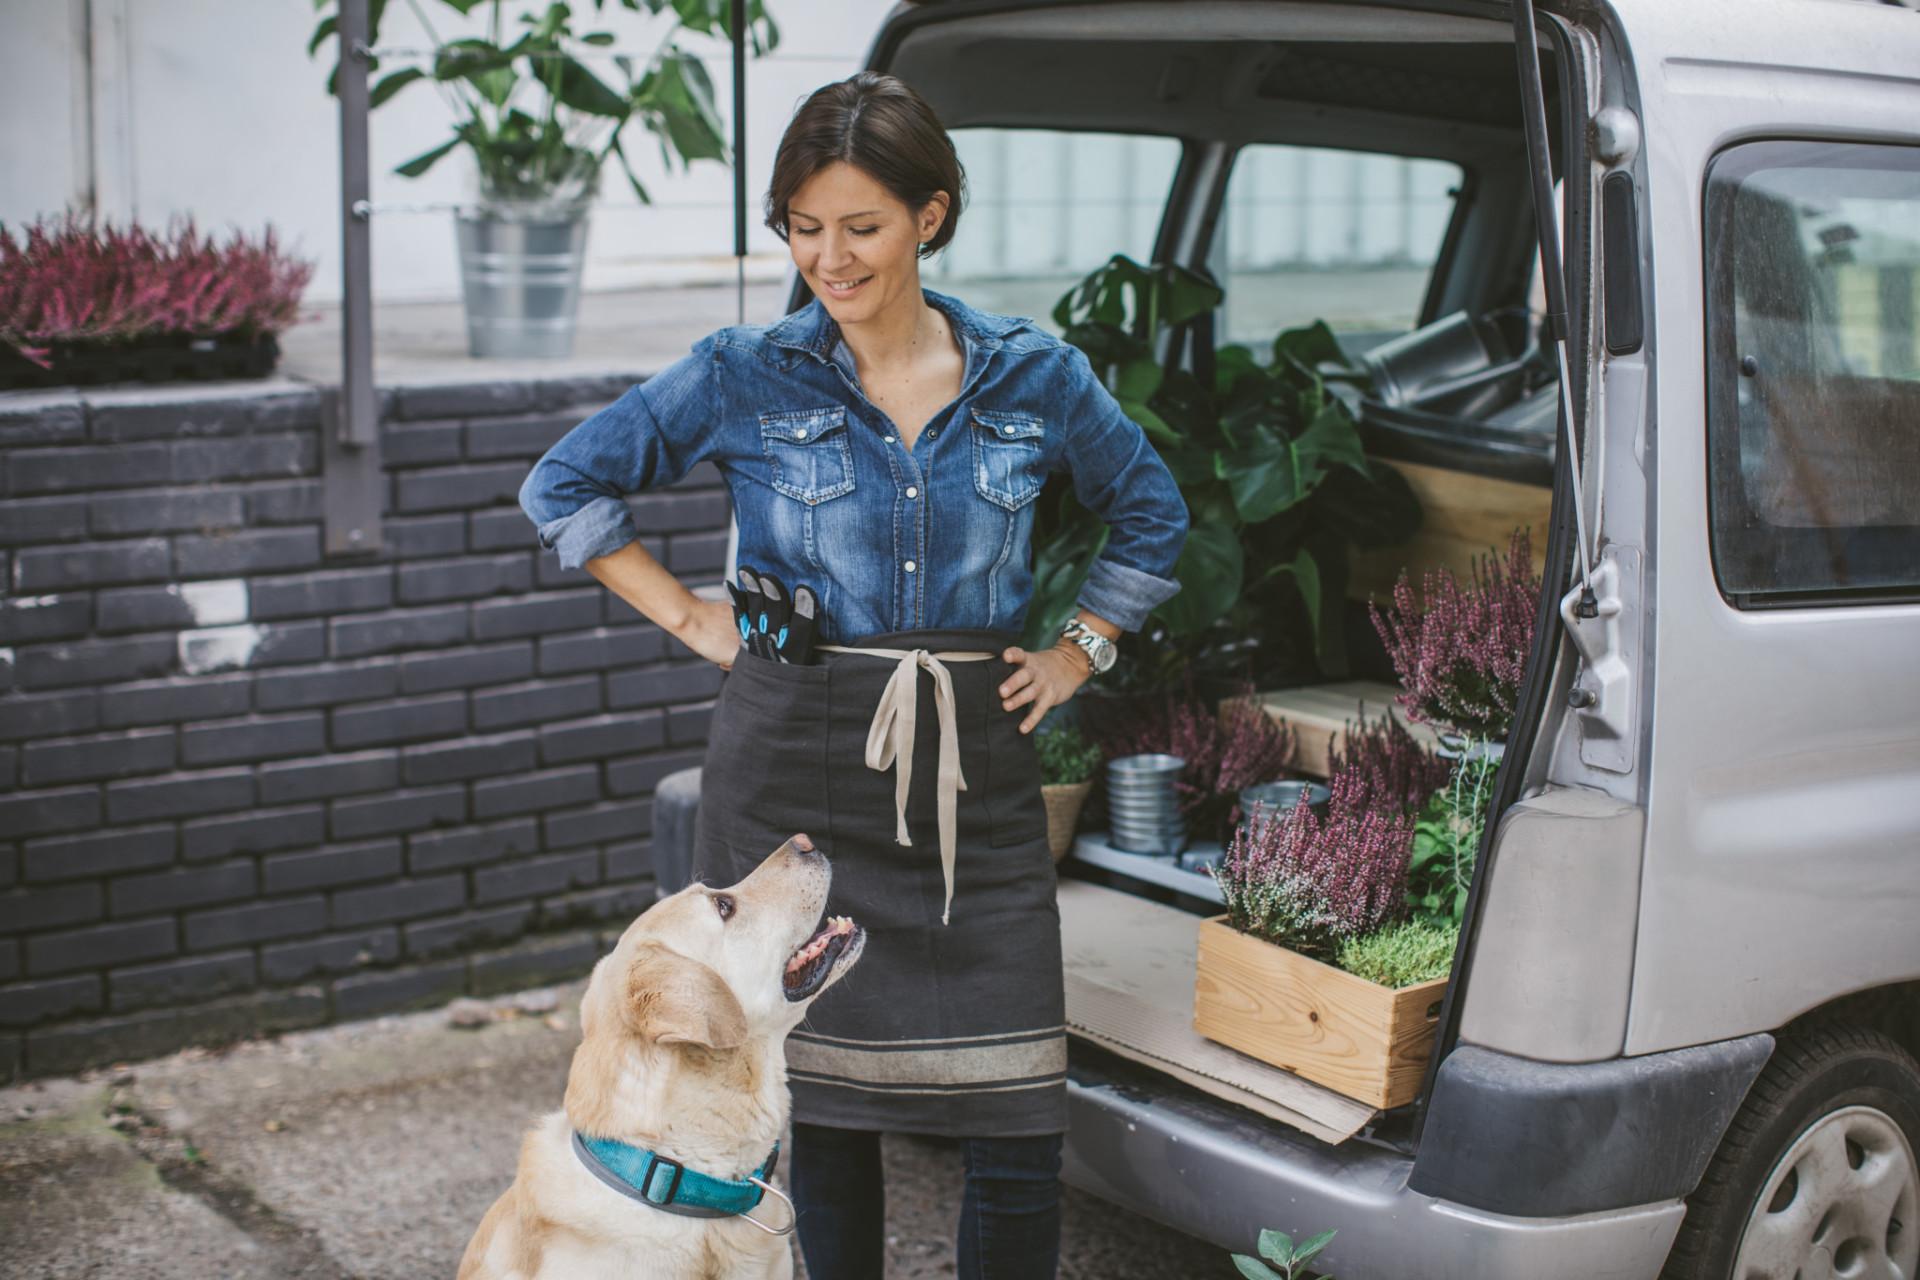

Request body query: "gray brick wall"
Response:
[0, 374, 727, 1080]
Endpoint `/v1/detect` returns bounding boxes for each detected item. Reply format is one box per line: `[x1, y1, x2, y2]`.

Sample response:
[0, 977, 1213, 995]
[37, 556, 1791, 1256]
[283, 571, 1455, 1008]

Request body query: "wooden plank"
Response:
[1194, 916, 1446, 1110]
[1348, 459, 1552, 604]
[1241, 679, 1439, 779]
[1059, 878, 1375, 1144]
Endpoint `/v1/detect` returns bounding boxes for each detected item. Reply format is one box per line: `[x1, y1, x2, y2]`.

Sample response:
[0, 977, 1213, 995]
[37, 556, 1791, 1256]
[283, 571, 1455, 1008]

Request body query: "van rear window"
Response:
[1705, 140, 1920, 607]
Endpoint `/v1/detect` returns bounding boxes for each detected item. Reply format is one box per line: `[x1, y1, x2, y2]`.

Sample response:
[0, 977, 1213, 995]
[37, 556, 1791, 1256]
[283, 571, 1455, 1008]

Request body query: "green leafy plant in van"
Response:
[1230, 1226, 1337, 1279]
[1405, 745, 1498, 927]
[1023, 255, 1421, 691]
[1035, 723, 1103, 787]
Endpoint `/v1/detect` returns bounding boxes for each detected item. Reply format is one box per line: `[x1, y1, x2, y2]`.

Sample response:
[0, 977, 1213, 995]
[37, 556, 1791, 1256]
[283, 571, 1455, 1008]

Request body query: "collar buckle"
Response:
[641, 1151, 686, 1206]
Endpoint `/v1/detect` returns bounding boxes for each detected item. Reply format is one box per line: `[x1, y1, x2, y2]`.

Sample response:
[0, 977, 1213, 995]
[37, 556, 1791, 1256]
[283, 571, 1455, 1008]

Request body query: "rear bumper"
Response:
[1062, 1047, 1684, 1280]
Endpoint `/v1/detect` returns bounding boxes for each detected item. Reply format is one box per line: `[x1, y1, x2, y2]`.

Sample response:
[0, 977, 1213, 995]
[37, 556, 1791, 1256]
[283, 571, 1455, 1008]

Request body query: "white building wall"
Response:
[1, 0, 896, 306]
[2, 2, 1457, 315]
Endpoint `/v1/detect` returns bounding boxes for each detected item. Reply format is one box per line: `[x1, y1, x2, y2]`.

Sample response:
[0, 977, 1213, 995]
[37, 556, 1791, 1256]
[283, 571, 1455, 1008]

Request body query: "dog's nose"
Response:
[789, 833, 821, 858]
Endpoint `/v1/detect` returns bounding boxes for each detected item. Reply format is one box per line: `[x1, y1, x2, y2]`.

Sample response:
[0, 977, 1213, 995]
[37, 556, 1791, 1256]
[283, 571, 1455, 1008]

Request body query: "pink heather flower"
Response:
[0, 208, 315, 366]
[1327, 706, 1453, 815]
[1216, 791, 1413, 957]
[1368, 528, 1541, 738]
[1095, 674, 1296, 832]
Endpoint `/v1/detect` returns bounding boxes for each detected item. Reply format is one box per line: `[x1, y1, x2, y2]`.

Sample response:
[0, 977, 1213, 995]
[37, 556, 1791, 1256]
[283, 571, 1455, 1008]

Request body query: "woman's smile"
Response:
[821, 273, 873, 297]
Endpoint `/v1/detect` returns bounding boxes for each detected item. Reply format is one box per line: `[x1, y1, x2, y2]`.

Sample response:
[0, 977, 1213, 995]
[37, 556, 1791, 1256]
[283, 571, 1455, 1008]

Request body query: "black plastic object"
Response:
[1409, 1036, 1774, 1216]
[757, 572, 791, 660]
[784, 584, 820, 664]
[725, 580, 753, 654]
[0, 331, 281, 391]
[1602, 171, 1644, 355]
[735, 567, 770, 658]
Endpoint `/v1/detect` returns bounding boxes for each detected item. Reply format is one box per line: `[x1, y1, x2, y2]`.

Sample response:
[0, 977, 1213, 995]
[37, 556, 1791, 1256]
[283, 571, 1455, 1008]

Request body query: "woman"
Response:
[518, 71, 1189, 1279]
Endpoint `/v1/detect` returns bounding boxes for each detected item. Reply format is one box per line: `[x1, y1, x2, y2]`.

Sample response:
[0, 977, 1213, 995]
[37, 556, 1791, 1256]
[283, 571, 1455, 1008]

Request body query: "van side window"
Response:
[1705, 140, 1920, 606]
[929, 128, 1183, 331]
[1211, 143, 1464, 349]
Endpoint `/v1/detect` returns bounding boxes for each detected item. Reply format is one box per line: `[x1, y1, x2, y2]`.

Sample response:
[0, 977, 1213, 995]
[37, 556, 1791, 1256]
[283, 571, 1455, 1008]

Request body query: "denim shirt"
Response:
[518, 286, 1189, 645]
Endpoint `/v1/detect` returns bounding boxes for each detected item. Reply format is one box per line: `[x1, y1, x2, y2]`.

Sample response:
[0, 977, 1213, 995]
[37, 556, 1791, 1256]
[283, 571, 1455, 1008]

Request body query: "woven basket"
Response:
[1041, 779, 1095, 862]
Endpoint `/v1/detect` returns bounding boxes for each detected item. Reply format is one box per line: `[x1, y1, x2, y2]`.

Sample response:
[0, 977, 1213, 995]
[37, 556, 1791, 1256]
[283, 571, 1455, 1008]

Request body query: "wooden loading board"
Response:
[1058, 878, 1376, 1145]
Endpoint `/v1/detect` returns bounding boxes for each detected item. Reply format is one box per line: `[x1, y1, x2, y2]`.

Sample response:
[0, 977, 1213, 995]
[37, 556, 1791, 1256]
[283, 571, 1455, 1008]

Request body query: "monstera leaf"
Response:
[1032, 255, 1421, 688]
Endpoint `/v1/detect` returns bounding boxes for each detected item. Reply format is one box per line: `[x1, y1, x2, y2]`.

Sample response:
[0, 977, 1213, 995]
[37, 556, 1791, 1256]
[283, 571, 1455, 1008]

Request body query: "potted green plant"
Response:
[309, 0, 778, 357]
[1024, 255, 1423, 693]
[1036, 723, 1103, 862]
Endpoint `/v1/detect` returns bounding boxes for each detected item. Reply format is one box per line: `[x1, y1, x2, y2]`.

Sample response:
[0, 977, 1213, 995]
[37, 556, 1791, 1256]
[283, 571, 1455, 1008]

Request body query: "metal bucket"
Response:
[454, 200, 592, 359]
[1106, 753, 1188, 855]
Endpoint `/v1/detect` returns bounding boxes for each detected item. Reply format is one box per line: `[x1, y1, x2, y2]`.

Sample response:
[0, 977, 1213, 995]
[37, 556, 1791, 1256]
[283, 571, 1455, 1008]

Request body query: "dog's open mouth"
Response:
[783, 914, 863, 1002]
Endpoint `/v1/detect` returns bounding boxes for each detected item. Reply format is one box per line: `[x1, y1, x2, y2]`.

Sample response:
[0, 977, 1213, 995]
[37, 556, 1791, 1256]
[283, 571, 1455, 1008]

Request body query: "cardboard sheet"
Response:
[1059, 878, 1376, 1145]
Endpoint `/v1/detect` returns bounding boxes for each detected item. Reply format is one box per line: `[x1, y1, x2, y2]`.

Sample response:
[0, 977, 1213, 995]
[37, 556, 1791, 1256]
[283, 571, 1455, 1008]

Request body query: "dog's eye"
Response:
[712, 893, 736, 921]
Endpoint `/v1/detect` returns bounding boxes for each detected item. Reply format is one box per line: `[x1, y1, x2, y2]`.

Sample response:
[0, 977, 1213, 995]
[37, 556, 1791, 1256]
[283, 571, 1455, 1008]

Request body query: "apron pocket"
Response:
[982, 659, 1049, 847]
[703, 648, 832, 848]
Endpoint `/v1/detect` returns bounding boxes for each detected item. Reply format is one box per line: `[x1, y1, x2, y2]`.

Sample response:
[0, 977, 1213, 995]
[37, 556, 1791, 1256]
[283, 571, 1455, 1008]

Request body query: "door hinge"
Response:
[1559, 544, 1641, 774]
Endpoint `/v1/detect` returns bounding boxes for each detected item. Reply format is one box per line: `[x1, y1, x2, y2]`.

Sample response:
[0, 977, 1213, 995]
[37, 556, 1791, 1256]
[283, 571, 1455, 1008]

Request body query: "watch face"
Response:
[1091, 640, 1116, 673]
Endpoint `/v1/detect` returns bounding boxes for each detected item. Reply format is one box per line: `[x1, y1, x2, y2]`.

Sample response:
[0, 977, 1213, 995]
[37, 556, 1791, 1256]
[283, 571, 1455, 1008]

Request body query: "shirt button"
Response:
[1002, 425, 1016, 435]
[905, 486, 918, 498]
[904, 560, 917, 572]
[884, 435, 896, 443]
[793, 428, 806, 438]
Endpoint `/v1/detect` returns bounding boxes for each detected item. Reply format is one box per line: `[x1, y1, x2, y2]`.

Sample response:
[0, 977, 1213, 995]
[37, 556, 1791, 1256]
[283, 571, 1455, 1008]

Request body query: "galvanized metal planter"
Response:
[454, 197, 593, 359]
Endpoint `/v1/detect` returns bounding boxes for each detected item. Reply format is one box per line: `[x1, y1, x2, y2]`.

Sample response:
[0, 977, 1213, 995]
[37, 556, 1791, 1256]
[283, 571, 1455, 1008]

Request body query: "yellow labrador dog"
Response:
[459, 833, 864, 1280]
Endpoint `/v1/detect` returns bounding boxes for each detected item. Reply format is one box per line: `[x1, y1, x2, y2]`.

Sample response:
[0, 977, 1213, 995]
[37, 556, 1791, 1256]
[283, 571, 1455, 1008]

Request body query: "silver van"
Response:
[674, 1, 1920, 1275]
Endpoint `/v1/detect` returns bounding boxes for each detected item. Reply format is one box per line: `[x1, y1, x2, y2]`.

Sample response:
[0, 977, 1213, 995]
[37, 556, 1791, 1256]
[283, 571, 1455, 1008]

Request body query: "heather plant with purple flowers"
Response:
[1095, 677, 1298, 837]
[0, 210, 314, 369]
[1216, 792, 1413, 960]
[1368, 528, 1541, 739]
[1326, 707, 1453, 815]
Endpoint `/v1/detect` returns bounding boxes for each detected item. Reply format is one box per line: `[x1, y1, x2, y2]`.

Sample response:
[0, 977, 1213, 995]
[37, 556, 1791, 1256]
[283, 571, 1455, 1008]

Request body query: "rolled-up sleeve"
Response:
[518, 334, 721, 571]
[1054, 343, 1190, 632]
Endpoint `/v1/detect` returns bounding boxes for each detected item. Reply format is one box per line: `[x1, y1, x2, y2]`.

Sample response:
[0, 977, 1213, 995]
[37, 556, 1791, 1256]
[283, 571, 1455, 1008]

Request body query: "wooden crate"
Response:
[1239, 680, 1439, 779]
[1193, 915, 1446, 1109]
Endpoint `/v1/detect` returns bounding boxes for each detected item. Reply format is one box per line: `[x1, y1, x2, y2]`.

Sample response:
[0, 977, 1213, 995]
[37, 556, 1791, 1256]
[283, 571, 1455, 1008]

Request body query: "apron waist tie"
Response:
[813, 644, 998, 925]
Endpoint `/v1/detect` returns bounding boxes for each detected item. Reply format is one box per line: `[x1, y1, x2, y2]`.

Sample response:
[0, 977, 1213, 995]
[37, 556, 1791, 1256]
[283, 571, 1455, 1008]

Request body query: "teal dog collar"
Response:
[571, 1132, 794, 1235]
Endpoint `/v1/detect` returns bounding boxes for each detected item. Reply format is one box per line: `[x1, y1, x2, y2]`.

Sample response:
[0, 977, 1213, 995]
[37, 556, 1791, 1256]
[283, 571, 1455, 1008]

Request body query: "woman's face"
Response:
[786, 160, 947, 324]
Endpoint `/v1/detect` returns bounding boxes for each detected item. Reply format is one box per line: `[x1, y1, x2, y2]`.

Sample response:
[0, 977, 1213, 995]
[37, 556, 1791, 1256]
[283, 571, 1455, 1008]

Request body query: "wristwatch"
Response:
[1058, 618, 1118, 675]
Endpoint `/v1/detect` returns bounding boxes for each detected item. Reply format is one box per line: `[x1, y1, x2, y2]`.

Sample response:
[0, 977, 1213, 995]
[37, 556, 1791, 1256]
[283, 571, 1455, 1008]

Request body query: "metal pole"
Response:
[323, 0, 385, 556]
[732, 0, 747, 325]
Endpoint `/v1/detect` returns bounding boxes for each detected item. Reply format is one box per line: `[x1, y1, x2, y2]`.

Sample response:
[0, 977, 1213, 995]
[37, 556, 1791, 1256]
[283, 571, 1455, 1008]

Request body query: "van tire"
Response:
[1660, 1023, 1920, 1280]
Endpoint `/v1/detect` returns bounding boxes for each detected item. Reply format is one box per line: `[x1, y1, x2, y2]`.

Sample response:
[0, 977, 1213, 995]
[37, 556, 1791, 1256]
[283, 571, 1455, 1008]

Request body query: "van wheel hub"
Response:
[1733, 1105, 1919, 1279]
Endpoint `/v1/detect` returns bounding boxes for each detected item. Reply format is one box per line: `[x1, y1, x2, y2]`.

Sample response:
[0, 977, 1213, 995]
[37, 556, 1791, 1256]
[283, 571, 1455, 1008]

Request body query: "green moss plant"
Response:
[1334, 919, 1459, 988]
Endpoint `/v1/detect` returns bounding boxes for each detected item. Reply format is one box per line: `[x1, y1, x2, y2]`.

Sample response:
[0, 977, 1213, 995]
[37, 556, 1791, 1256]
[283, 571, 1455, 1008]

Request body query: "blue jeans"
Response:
[788, 1120, 1065, 1279]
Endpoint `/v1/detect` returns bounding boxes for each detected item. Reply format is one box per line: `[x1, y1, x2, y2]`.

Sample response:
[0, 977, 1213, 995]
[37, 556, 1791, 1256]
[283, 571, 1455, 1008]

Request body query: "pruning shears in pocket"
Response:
[726, 567, 821, 664]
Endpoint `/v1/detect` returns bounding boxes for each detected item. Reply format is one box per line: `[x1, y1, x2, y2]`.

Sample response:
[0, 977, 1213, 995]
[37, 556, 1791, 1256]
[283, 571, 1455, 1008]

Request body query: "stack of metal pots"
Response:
[1106, 753, 1188, 854]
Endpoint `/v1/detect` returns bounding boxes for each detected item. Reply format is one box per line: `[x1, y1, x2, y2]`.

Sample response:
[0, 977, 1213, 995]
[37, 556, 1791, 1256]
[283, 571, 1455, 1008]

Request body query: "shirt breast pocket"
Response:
[969, 408, 1048, 511]
[759, 406, 856, 505]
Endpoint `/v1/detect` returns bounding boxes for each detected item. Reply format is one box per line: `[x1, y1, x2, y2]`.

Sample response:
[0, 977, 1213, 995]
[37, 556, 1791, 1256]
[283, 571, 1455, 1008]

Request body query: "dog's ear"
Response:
[624, 942, 748, 1051]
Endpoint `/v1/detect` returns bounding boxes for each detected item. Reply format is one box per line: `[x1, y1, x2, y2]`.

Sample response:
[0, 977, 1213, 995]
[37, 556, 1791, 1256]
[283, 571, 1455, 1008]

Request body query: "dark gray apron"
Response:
[689, 626, 1068, 1138]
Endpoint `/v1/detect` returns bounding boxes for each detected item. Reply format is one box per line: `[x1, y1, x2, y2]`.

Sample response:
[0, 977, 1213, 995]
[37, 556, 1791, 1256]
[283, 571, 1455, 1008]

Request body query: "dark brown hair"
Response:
[764, 72, 967, 259]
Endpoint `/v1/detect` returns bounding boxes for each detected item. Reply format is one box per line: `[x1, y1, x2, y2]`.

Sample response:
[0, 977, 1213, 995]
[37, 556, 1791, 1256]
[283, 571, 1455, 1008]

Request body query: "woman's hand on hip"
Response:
[680, 599, 744, 670]
[997, 643, 1092, 734]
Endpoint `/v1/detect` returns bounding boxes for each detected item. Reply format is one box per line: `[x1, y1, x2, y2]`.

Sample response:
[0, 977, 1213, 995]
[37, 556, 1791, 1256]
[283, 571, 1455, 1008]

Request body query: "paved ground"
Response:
[0, 982, 1233, 1279]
